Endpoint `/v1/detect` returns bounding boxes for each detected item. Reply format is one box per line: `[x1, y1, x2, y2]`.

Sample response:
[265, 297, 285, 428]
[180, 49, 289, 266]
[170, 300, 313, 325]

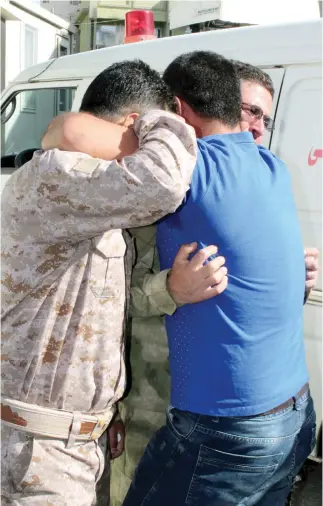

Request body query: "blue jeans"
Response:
[123, 391, 316, 506]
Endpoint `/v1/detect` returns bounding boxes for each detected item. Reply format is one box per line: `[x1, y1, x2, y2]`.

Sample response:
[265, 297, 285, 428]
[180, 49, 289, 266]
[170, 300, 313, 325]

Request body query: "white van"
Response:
[1, 19, 322, 460]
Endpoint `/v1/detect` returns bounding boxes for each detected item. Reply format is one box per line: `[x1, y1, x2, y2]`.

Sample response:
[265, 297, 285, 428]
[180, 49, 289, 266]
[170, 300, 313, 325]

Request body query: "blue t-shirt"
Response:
[157, 132, 308, 416]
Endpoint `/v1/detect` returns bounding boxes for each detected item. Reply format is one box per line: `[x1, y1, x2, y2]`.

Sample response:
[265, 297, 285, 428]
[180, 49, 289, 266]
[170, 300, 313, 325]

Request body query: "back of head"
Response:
[80, 59, 175, 120]
[233, 60, 275, 97]
[163, 51, 241, 127]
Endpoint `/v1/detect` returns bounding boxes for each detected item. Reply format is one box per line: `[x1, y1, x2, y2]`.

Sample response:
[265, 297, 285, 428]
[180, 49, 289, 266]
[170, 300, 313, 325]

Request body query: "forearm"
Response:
[130, 268, 177, 318]
[42, 112, 138, 160]
[37, 111, 197, 241]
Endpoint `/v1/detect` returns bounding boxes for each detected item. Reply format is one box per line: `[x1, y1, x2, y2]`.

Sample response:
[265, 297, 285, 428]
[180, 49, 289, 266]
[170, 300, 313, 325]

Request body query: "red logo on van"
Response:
[308, 148, 323, 166]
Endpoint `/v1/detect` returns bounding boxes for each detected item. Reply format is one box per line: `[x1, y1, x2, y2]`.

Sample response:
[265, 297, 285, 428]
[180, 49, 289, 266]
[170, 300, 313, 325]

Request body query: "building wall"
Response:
[79, 13, 91, 51]
[5, 19, 22, 86]
[40, 0, 81, 23]
[169, 0, 321, 30]
[1, 1, 76, 162]
[169, 1, 221, 30]
[171, 26, 186, 36]
[221, 0, 321, 24]
[1, 17, 5, 91]
[2, 2, 74, 88]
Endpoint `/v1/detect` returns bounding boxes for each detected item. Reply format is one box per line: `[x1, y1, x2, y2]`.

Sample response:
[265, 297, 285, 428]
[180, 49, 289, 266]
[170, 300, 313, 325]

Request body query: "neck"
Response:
[196, 119, 241, 138]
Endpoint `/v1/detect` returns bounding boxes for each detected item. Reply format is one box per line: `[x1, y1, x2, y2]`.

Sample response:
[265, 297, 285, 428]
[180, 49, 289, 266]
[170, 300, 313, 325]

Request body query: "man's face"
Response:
[240, 80, 274, 145]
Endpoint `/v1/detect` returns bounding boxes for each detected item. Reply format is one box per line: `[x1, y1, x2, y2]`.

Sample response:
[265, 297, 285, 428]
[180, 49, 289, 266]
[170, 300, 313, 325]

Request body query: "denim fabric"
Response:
[123, 391, 316, 506]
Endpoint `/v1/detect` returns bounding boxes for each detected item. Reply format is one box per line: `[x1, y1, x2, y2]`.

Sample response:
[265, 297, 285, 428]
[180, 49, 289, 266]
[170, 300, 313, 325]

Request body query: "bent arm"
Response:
[42, 112, 139, 160]
[33, 110, 197, 241]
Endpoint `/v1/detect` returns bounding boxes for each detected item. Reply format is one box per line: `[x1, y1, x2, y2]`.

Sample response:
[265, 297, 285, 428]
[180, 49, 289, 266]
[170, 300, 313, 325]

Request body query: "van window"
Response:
[1, 87, 76, 157]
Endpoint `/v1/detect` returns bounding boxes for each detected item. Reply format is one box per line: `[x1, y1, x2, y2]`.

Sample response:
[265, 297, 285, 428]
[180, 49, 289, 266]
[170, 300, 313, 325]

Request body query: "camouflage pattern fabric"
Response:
[0, 111, 196, 504]
[110, 225, 176, 505]
[1, 424, 109, 505]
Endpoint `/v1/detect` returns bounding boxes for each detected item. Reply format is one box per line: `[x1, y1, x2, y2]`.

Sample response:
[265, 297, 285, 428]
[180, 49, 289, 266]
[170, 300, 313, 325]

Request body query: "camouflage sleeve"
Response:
[29, 110, 197, 241]
[128, 225, 177, 318]
[130, 268, 177, 318]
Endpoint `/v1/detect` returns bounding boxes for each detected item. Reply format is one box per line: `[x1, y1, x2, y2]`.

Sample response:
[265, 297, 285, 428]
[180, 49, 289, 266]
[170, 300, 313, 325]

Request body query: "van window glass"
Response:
[1, 87, 76, 157]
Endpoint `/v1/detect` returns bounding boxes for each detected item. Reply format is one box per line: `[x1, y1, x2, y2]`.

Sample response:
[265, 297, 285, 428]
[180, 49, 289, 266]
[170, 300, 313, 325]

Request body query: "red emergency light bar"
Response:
[124, 10, 157, 44]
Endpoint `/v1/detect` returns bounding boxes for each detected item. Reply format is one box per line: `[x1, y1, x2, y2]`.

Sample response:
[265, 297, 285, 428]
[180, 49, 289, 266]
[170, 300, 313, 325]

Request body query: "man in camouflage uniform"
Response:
[1, 60, 197, 505]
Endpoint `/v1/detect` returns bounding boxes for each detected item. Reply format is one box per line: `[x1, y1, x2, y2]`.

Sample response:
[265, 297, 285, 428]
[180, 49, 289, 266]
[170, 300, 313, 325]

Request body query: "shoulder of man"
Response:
[3, 150, 98, 191]
[257, 145, 288, 167]
[1, 149, 101, 224]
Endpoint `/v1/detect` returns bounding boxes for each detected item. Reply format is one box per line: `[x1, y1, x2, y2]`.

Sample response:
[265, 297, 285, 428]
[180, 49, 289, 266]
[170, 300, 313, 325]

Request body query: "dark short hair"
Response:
[163, 51, 241, 127]
[233, 60, 275, 97]
[80, 59, 176, 119]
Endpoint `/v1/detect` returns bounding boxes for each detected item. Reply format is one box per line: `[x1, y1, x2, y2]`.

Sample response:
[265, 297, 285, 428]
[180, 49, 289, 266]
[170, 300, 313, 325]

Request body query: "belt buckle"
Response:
[89, 416, 110, 440]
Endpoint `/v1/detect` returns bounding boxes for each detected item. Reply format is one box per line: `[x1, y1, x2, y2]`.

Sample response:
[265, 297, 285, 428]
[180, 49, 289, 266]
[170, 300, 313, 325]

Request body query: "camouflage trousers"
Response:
[1, 424, 110, 505]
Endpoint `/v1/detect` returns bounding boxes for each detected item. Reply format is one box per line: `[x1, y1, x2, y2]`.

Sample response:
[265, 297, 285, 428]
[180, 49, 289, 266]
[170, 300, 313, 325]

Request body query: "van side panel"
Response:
[270, 64, 322, 286]
[270, 63, 322, 453]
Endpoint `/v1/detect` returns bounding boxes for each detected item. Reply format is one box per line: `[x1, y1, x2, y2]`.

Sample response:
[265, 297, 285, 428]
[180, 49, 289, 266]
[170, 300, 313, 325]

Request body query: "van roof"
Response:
[13, 19, 322, 84]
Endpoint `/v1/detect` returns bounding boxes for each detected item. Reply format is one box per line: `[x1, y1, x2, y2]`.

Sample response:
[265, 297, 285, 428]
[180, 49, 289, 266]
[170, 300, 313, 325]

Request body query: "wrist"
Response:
[167, 270, 185, 307]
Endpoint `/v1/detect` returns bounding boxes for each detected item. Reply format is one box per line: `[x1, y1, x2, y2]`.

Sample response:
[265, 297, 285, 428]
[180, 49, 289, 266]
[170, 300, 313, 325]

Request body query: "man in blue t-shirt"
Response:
[123, 52, 316, 506]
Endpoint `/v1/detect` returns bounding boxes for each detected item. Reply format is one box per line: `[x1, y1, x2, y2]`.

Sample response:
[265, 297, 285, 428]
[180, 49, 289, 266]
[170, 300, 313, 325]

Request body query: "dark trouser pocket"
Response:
[185, 445, 283, 506]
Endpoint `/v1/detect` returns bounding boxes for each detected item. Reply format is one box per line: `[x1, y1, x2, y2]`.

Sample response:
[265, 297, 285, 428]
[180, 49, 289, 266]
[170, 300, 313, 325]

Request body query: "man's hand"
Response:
[167, 243, 228, 305]
[305, 247, 319, 293]
[108, 420, 125, 460]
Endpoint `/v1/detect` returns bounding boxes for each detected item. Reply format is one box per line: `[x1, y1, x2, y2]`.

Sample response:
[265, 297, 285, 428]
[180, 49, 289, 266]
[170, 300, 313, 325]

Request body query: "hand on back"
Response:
[168, 243, 228, 305]
[304, 247, 319, 292]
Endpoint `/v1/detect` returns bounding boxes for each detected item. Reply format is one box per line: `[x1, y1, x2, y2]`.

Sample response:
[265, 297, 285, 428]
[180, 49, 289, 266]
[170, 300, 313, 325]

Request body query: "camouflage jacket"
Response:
[1, 111, 196, 414]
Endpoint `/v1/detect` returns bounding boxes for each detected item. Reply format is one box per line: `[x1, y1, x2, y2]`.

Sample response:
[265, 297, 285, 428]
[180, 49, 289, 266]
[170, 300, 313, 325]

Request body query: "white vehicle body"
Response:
[1, 19, 322, 459]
